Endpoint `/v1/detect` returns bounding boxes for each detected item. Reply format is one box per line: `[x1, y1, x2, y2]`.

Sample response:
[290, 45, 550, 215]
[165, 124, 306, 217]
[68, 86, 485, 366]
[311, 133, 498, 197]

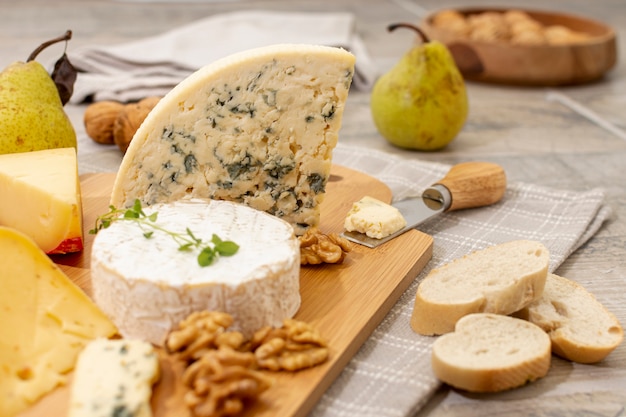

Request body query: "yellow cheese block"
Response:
[0, 147, 83, 254]
[0, 226, 118, 417]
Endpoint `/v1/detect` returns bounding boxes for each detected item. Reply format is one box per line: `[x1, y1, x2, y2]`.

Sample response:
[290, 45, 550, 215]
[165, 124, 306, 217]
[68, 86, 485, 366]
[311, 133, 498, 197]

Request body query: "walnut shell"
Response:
[83, 101, 125, 144]
[113, 96, 161, 154]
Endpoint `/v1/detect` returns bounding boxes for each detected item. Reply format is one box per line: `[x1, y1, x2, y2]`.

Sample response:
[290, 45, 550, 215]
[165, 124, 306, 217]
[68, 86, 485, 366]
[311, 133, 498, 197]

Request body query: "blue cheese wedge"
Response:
[344, 196, 407, 239]
[110, 44, 355, 235]
[68, 338, 159, 417]
[91, 198, 301, 346]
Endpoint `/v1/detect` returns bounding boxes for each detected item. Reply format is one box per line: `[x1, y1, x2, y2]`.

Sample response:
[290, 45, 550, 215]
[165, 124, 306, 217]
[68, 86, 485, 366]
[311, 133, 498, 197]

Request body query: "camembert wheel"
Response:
[91, 198, 301, 346]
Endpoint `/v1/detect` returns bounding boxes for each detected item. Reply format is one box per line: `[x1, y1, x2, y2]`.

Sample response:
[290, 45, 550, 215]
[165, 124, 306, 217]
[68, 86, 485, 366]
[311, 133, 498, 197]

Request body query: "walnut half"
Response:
[299, 228, 352, 265]
[166, 311, 246, 361]
[251, 319, 329, 371]
[182, 347, 272, 417]
[166, 312, 330, 417]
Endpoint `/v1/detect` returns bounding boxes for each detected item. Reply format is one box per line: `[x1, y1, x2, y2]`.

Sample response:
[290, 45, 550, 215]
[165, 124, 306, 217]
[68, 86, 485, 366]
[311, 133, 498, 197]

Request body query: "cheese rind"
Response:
[344, 196, 407, 239]
[68, 338, 160, 417]
[91, 198, 301, 346]
[110, 44, 355, 235]
[0, 226, 117, 417]
[0, 147, 83, 254]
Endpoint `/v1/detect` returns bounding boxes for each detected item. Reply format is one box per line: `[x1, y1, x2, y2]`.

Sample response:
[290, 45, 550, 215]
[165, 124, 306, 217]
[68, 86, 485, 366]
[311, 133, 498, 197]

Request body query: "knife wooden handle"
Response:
[434, 161, 507, 211]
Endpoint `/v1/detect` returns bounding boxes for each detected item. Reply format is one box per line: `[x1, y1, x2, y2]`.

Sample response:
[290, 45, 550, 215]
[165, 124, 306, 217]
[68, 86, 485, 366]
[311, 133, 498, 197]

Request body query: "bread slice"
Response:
[411, 240, 549, 335]
[515, 273, 624, 363]
[431, 313, 551, 393]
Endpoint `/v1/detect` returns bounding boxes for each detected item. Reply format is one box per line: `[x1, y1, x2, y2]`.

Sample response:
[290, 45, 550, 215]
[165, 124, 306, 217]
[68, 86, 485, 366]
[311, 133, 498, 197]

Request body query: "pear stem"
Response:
[27, 30, 73, 62]
[387, 23, 430, 44]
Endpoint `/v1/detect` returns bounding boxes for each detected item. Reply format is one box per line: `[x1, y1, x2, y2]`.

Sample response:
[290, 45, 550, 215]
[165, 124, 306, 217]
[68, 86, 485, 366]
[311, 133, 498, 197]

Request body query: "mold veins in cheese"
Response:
[90, 198, 301, 346]
[0, 226, 118, 417]
[68, 338, 160, 417]
[0, 147, 83, 254]
[110, 44, 356, 235]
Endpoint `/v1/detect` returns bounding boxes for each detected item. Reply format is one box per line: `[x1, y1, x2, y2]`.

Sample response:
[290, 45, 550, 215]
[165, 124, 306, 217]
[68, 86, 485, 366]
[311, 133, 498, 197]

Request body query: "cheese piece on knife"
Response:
[344, 196, 407, 239]
[0, 226, 118, 417]
[0, 147, 83, 254]
[91, 198, 300, 346]
[68, 338, 160, 417]
[110, 44, 355, 235]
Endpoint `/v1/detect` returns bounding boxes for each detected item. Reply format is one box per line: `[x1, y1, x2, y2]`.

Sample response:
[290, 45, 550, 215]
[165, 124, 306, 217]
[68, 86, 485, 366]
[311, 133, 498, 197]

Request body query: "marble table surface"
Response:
[1, 0, 624, 416]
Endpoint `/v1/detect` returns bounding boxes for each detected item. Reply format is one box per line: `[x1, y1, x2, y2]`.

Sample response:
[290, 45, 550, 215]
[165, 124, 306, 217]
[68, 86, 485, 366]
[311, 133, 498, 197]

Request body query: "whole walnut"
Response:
[113, 96, 161, 154]
[83, 100, 125, 144]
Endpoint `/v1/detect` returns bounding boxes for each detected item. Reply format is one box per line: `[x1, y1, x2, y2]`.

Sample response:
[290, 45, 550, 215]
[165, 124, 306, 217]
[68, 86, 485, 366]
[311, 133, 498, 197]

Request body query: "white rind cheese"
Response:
[68, 338, 159, 417]
[344, 196, 407, 239]
[91, 198, 301, 346]
[110, 44, 355, 235]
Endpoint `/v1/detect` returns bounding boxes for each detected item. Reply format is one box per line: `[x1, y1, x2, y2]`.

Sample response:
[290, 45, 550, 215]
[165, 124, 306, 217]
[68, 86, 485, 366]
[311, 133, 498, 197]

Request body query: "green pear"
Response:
[371, 23, 468, 151]
[0, 31, 77, 155]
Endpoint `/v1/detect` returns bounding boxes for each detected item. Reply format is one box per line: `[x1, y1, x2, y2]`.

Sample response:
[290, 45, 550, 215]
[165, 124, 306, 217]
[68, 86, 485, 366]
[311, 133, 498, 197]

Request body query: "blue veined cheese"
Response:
[344, 196, 407, 239]
[91, 198, 301, 346]
[110, 44, 355, 235]
[68, 338, 159, 417]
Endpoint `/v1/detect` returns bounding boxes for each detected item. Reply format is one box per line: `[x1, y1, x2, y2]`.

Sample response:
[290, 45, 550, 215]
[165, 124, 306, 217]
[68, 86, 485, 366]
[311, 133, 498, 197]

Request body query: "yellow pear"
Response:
[0, 31, 77, 155]
[371, 23, 468, 151]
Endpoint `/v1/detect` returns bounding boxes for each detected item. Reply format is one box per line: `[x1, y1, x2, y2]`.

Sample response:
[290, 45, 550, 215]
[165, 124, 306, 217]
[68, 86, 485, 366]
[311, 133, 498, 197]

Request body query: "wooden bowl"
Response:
[421, 7, 617, 86]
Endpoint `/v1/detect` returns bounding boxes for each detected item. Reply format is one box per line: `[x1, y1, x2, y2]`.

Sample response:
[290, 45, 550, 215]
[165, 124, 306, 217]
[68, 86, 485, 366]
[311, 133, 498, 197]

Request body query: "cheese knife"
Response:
[341, 161, 507, 248]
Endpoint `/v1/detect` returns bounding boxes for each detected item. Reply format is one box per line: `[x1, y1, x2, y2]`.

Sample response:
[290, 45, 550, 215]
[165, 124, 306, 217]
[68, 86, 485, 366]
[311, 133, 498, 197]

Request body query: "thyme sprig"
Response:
[89, 199, 239, 267]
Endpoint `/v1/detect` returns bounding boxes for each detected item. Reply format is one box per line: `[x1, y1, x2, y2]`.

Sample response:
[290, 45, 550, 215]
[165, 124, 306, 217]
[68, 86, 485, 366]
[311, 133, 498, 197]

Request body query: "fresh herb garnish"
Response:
[89, 199, 239, 267]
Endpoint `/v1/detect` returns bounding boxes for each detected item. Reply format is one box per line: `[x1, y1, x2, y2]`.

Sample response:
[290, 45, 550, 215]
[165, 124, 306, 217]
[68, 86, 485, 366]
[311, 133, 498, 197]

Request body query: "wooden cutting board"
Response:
[22, 164, 433, 417]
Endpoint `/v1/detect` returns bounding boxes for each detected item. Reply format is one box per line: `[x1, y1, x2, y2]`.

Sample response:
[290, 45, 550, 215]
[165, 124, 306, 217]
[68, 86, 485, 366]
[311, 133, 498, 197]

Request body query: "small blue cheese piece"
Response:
[110, 44, 355, 235]
[68, 338, 160, 417]
[344, 196, 407, 239]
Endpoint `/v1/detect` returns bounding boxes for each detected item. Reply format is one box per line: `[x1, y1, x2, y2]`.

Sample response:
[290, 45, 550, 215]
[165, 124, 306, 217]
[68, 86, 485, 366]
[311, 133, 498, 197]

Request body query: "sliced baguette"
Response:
[411, 240, 549, 335]
[515, 273, 624, 363]
[431, 313, 551, 393]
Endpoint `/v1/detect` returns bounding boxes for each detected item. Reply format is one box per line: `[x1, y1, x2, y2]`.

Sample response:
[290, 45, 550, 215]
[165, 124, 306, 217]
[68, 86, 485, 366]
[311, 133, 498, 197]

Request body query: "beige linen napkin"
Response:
[68, 10, 377, 103]
[310, 143, 612, 417]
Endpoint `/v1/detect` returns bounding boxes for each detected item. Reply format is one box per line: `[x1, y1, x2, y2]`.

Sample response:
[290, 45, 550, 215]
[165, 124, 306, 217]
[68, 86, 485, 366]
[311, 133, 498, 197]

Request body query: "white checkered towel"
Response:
[310, 143, 612, 417]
